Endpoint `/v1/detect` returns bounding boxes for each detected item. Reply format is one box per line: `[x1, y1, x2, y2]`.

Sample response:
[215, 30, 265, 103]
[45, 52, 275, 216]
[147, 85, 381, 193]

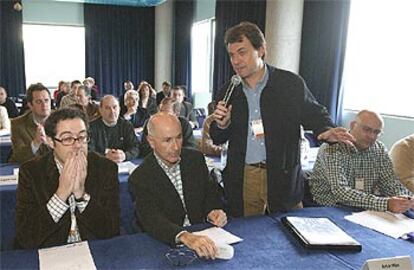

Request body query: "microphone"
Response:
[222, 75, 241, 107]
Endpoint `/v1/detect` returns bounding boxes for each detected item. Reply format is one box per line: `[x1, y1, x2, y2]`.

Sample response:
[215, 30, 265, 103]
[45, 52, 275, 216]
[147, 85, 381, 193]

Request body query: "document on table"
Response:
[38, 241, 96, 270]
[117, 161, 137, 174]
[282, 216, 361, 251]
[345, 211, 414, 239]
[193, 227, 243, 245]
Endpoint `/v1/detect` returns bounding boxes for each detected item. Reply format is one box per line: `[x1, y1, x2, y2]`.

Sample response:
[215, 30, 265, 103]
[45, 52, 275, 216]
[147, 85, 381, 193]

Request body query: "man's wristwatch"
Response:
[74, 193, 90, 203]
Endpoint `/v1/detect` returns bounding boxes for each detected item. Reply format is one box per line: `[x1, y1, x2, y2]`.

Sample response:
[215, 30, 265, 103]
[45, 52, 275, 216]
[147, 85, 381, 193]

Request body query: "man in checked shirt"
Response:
[309, 110, 414, 213]
[15, 108, 119, 249]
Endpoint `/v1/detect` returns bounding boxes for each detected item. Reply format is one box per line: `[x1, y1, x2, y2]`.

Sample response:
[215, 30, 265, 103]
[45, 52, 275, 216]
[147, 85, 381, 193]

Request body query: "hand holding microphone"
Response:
[213, 75, 241, 129]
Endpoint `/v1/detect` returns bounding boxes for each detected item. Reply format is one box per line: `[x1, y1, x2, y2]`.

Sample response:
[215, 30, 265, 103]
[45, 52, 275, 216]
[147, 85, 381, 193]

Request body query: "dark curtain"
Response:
[212, 0, 266, 100]
[173, 0, 193, 101]
[0, 1, 26, 97]
[84, 4, 155, 98]
[299, 0, 350, 123]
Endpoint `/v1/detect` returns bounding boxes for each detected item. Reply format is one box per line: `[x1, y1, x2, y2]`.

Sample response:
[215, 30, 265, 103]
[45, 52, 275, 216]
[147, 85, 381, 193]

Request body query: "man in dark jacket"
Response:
[210, 21, 355, 217]
[129, 112, 226, 259]
[15, 108, 119, 249]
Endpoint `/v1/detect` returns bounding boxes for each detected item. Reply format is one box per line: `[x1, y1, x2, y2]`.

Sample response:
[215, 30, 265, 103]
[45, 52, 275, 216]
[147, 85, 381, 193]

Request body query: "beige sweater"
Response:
[389, 134, 414, 193]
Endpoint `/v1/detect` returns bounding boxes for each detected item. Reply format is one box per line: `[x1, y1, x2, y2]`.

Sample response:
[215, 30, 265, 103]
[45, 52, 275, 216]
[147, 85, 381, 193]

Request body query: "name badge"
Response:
[251, 119, 264, 139]
[355, 177, 364, 191]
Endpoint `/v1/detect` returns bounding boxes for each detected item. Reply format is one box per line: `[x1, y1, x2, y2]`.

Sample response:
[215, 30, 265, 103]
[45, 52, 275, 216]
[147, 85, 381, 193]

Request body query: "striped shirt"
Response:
[155, 154, 191, 227]
[309, 141, 409, 211]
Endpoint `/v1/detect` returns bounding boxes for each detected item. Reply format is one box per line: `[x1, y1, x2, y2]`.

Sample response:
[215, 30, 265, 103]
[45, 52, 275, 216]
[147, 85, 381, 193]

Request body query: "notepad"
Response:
[282, 216, 362, 251]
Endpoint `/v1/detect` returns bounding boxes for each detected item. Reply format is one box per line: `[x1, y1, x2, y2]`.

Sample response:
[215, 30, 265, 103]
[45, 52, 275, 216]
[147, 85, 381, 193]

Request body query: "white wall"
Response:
[340, 110, 414, 149]
[265, 0, 303, 73]
[154, 0, 173, 91]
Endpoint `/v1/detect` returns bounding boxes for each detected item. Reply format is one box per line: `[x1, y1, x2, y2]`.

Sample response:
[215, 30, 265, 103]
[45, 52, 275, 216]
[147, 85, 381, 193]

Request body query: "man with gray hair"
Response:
[129, 112, 226, 259]
[310, 110, 413, 213]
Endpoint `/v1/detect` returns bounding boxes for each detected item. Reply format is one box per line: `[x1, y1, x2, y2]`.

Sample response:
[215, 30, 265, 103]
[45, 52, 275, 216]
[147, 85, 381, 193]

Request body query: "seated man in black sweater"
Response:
[89, 95, 140, 163]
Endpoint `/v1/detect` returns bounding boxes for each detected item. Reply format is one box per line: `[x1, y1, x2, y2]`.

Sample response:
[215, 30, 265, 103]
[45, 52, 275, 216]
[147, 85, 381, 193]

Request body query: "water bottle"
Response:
[220, 141, 228, 170]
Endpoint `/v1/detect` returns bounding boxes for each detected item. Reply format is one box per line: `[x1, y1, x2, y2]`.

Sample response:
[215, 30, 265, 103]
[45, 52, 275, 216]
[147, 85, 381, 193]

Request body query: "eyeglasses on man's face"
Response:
[53, 134, 90, 146]
[356, 123, 383, 136]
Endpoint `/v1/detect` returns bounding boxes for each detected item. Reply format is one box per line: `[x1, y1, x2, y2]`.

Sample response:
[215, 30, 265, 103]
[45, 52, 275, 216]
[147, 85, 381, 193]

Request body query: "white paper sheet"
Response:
[345, 211, 414, 239]
[117, 161, 137, 174]
[193, 227, 243, 245]
[39, 241, 96, 270]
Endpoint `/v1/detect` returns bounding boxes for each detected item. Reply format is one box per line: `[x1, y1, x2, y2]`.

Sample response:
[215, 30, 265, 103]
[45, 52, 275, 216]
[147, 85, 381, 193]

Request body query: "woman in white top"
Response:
[0, 106, 11, 136]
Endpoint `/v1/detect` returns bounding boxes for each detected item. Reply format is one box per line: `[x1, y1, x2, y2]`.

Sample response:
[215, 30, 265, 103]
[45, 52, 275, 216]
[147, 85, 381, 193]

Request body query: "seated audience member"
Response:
[53, 81, 69, 106]
[0, 86, 19, 118]
[140, 97, 196, 157]
[15, 108, 119, 249]
[170, 85, 198, 129]
[200, 101, 222, 156]
[119, 80, 135, 114]
[56, 81, 72, 108]
[136, 81, 158, 128]
[129, 112, 226, 259]
[60, 80, 81, 108]
[0, 106, 11, 136]
[89, 95, 140, 163]
[120, 90, 140, 128]
[75, 85, 100, 122]
[389, 133, 414, 193]
[10, 83, 51, 163]
[83, 77, 98, 101]
[309, 110, 413, 213]
[156, 80, 171, 105]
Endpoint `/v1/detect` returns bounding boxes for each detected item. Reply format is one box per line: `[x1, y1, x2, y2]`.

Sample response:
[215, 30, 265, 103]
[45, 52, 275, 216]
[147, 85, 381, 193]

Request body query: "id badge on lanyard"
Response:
[251, 119, 264, 139]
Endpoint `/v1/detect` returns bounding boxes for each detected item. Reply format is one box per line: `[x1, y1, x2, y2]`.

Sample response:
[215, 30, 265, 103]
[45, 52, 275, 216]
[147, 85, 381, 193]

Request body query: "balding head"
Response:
[350, 110, 384, 150]
[147, 112, 182, 167]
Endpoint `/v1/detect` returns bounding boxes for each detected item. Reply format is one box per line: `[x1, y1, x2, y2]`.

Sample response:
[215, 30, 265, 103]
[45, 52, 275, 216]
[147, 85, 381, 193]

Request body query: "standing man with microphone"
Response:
[210, 21, 355, 217]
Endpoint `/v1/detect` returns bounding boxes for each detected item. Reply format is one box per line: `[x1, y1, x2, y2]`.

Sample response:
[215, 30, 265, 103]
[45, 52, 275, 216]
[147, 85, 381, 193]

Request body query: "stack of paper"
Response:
[345, 211, 414, 239]
[282, 216, 361, 251]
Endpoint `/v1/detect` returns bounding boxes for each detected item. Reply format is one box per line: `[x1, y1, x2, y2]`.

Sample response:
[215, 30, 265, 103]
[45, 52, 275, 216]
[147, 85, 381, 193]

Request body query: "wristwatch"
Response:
[74, 192, 90, 203]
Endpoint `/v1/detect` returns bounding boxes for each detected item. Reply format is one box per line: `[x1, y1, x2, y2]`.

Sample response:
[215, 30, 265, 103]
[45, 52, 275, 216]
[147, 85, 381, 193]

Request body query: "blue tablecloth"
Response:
[0, 136, 12, 163]
[1, 207, 413, 269]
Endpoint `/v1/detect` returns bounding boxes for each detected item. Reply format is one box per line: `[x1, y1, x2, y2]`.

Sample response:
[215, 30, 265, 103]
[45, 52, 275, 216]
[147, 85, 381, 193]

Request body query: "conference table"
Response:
[0, 207, 413, 269]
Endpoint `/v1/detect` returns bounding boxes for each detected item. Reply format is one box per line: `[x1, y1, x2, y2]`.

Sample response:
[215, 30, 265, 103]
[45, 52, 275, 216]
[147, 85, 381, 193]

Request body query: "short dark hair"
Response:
[71, 80, 81, 89]
[44, 108, 89, 138]
[171, 85, 186, 96]
[162, 81, 171, 87]
[224, 21, 266, 52]
[26, 83, 50, 104]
